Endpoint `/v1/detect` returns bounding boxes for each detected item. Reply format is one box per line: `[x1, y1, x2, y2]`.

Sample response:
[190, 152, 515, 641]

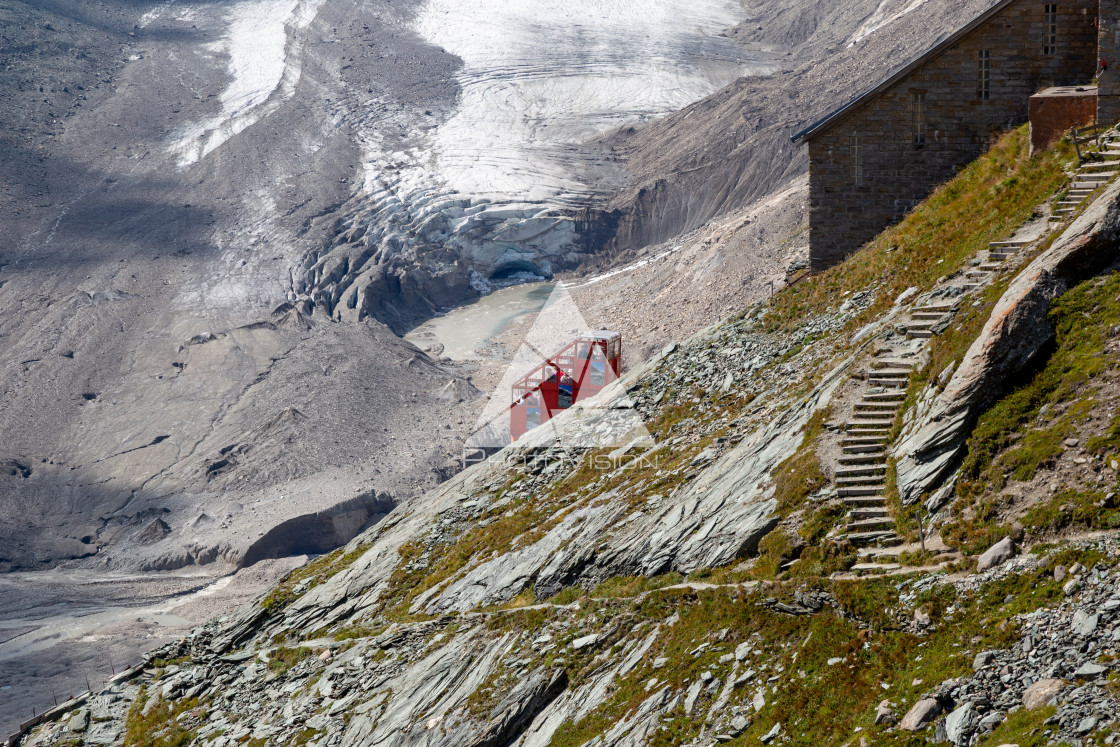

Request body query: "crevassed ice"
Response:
[170, 0, 326, 168]
[413, 0, 768, 203]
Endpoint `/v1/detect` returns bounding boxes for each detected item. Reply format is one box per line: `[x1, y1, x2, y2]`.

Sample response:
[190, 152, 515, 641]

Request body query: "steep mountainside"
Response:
[1, 0, 1095, 736]
[14, 126, 1120, 747]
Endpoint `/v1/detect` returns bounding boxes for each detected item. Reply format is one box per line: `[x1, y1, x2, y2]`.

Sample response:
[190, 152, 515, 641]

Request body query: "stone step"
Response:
[964, 268, 991, 277]
[1054, 208, 1075, 215]
[871, 357, 916, 368]
[910, 311, 949, 321]
[909, 329, 934, 339]
[868, 369, 911, 379]
[845, 418, 894, 428]
[1078, 160, 1120, 169]
[978, 262, 1002, 271]
[1056, 200, 1083, 207]
[836, 463, 888, 476]
[913, 305, 955, 315]
[846, 530, 903, 546]
[850, 508, 890, 520]
[842, 434, 887, 447]
[838, 451, 887, 464]
[852, 407, 898, 417]
[836, 475, 886, 486]
[847, 517, 895, 531]
[849, 562, 903, 574]
[863, 390, 906, 400]
[843, 445, 885, 456]
[987, 252, 1015, 261]
[837, 486, 885, 497]
[840, 435, 889, 446]
[844, 421, 892, 430]
[989, 240, 1031, 248]
[865, 379, 906, 388]
[843, 496, 887, 506]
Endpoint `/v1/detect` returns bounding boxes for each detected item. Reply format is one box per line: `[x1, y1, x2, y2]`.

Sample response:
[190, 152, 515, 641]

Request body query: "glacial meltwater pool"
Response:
[404, 282, 555, 361]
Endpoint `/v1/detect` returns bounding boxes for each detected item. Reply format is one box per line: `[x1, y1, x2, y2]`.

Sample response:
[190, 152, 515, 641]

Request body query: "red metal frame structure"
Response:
[510, 331, 622, 442]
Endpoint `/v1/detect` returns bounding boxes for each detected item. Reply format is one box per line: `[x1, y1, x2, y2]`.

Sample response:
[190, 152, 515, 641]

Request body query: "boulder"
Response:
[1072, 662, 1107, 679]
[899, 698, 941, 731]
[874, 699, 896, 726]
[944, 703, 976, 746]
[1022, 678, 1063, 710]
[1072, 610, 1099, 636]
[976, 537, 1014, 572]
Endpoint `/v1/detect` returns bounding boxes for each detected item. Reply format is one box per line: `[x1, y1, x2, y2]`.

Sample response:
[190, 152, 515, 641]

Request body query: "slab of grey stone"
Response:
[1022, 678, 1064, 710]
[976, 537, 1014, 572]
[899, 698, 941, 731]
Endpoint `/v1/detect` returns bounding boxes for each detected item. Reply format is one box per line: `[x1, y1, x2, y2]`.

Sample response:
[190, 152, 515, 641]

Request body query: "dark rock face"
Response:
[241, 491, 396, 567]
[134, 518, 171, 546]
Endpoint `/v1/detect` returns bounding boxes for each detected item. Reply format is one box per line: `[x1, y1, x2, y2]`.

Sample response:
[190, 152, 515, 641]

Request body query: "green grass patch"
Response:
[267, 646, 312, 675]
[771, 407, 831, 515]
[959, 272, 1120, 494]
[545, 560, 1075, 747]
[943, 270, 1120, 549]
[123, 690, 201, 747]
[590, 573, 686, 599]
[975, 705, 1056, 746]
[261, 542, 372, 613]
[1022, 488, 1120, 534]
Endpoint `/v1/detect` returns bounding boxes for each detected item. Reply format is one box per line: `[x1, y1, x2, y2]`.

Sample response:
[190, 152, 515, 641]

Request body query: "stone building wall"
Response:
[1100, 0, 1120, 124]
[807, 0, 1098, 271]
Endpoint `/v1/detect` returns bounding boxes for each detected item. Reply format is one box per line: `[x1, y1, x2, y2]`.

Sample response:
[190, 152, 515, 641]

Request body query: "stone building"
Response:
[793, 0, 1112, 271]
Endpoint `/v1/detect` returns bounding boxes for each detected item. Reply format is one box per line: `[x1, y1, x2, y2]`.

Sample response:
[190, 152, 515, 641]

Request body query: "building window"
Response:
[849, 136, 863, 185]
[1044, 4, 1058, 55]
[912, 93, 927, 146]
[977, 50, 991, 100]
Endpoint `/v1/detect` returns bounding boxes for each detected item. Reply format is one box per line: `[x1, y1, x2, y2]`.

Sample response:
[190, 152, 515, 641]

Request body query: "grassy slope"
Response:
[944, 271, 1120, 553]
[541, 544, 1115, 747]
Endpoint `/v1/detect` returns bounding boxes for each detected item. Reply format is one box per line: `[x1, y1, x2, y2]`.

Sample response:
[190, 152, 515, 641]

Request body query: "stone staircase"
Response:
[838, 350, 916, 547]
[1051, 128, 1120, 225]
[830, 128, 1120, 569]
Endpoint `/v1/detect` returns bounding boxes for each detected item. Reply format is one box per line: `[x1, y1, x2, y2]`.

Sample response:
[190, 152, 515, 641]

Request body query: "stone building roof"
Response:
[791, 0, 1019, 144]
